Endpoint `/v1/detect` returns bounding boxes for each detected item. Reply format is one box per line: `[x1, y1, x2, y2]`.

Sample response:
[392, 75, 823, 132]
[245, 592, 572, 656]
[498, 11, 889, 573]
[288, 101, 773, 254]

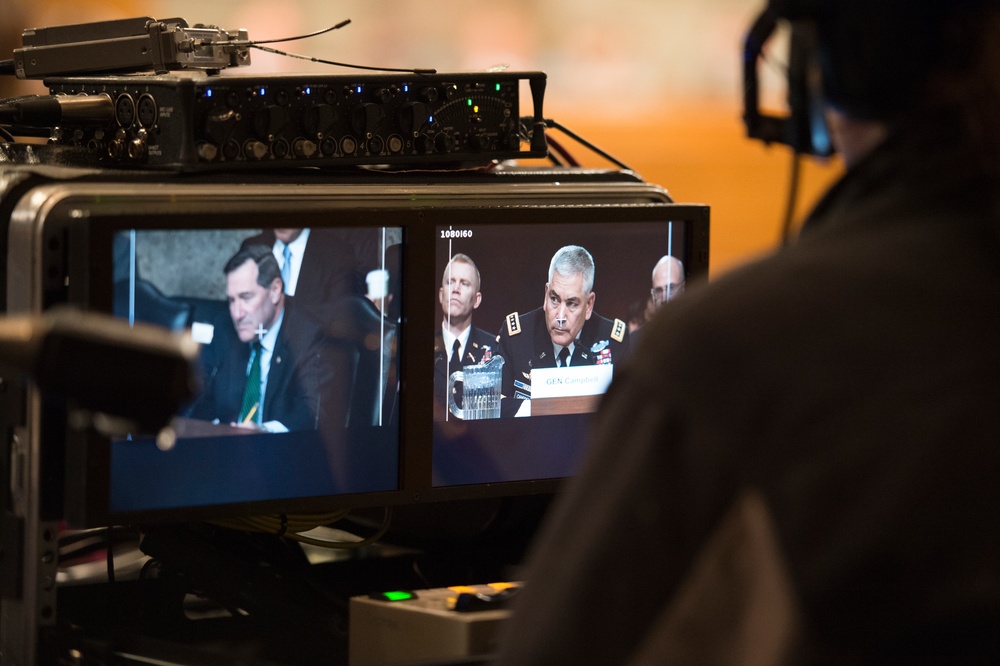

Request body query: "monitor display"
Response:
[108, 226, 401, 515]
[4, 178, 707, 526]
[431, 217, 693, 486]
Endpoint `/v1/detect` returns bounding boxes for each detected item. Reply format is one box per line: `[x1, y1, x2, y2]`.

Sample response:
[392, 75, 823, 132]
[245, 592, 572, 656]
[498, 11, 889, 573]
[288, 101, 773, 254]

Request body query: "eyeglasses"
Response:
[651, 282, 685, 301]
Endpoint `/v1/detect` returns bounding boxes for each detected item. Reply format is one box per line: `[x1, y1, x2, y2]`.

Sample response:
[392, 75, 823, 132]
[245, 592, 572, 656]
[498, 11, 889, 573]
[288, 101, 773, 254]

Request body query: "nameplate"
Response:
[530, 366, 613, 399]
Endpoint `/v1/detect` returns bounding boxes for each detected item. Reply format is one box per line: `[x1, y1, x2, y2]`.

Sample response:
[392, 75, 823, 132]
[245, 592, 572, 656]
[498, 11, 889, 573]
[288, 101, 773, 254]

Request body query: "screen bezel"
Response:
[53, 199, 709, 526]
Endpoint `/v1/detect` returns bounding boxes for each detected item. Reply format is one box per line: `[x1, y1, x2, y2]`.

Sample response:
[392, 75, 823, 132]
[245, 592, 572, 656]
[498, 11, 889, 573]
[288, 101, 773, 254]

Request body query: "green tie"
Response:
[239, 342, 262, 423]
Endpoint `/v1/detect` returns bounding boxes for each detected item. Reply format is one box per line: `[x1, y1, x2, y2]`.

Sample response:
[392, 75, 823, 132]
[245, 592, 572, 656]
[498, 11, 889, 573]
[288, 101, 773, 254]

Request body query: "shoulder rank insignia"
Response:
[611, 318, 626, 343]
[590, 339, 609, 353]
[506, 312, 521, 336]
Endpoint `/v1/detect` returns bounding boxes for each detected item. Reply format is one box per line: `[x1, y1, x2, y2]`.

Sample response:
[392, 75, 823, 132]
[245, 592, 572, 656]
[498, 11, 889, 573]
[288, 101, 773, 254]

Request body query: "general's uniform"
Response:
[495, 307, 628, 416]
[433, 326, 497, 420]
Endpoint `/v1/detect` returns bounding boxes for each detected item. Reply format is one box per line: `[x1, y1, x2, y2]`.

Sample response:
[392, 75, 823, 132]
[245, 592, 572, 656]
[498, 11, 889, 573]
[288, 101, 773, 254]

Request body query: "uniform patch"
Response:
[611, 318, 626, 343]
[590, 339, 609, 353]
[506, 312, 522, 336]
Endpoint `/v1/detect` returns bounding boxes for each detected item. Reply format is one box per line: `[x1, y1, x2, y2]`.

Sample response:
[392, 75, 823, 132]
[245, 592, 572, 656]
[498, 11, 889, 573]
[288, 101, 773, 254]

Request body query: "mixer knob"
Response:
[293, 138, 318, 158]
[197, 142, 218, 162]
[469, 134, 490, 151]
[434, 133, 455, 153]
[414, 134, 433, 154]
[244, 140, 268, 160]
[419, 86, 439, 103]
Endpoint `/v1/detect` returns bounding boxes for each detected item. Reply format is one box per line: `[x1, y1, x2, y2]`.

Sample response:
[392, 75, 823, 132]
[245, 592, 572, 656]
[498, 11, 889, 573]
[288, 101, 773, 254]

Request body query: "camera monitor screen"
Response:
[12, 190, 706, 526]
[430, 212, 705, 488]
[108, 225, 401, 517]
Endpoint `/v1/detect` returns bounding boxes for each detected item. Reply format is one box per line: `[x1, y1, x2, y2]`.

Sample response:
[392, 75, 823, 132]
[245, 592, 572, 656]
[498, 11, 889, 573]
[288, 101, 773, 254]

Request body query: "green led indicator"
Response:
[468, 98, 473, 106]
[381, 590, 415, 601]
[496, 83, 501, 91]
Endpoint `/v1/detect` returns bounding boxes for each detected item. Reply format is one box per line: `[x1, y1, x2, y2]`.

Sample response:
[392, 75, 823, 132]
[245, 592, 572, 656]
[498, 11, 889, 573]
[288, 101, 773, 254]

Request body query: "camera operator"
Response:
[498, 1, 1000, 662]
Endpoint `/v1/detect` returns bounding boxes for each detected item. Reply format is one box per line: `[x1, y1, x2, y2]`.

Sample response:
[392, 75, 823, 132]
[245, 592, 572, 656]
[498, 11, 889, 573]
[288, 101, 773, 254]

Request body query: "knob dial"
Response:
[414, 134, 433, 154]
[419, 86, 439, 103]
[293, 138, 318, 158]
[434, 132, 455, 153]
[244, 140, 268, 160]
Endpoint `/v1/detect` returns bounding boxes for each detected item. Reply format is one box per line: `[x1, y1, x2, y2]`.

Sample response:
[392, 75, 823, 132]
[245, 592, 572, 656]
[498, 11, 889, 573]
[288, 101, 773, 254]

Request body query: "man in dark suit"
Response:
[434, 253, 496, 421]
[495, 245, 628, 417]
[189, 244, 334, 432]
[240, 227, 379, 324]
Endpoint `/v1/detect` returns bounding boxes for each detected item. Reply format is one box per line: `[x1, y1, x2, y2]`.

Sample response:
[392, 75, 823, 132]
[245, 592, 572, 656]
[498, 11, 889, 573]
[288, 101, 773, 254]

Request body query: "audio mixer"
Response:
[43, 71, 547, 170]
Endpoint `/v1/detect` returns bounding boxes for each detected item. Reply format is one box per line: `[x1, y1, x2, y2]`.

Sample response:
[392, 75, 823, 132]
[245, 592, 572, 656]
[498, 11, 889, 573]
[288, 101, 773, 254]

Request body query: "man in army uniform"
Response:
[496, 245, 629, 417]
[434, 253, 496, 420]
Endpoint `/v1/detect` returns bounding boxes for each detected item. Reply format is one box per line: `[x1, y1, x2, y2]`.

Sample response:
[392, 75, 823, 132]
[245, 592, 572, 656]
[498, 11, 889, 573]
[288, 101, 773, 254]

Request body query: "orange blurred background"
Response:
[2, 1, 844, 276]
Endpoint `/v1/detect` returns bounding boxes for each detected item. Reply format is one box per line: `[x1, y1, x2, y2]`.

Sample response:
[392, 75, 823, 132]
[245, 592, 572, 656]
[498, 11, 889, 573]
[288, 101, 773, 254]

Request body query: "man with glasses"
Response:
[650, 254, 686, 308]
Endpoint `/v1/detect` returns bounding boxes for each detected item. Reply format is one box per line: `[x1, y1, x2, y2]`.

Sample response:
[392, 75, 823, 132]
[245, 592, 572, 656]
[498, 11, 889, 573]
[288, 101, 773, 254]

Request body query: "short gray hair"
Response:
[548, 245, 595, 294]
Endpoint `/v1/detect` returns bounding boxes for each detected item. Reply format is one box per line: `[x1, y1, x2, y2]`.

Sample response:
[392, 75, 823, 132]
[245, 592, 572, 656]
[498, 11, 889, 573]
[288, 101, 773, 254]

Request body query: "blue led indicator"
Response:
[206, 89, 213, 98]
[404, 85, 409, 92]
[429, 115, 434, 123]
[305, 87, 312, 95]
[356, 85, 362, 94]
[259, 87, 266, 96]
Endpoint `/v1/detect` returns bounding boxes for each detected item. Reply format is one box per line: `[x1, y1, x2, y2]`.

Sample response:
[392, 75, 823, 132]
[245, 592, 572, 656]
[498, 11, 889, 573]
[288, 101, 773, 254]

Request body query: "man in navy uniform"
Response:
[495, 245, 628, 417]
[433, 253, 496, 420]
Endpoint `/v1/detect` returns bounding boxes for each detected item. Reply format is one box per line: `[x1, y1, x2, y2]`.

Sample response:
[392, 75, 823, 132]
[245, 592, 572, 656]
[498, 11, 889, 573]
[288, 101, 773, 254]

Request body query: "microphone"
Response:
[0, 307, 199, 433]
[0, 94, 115, 128]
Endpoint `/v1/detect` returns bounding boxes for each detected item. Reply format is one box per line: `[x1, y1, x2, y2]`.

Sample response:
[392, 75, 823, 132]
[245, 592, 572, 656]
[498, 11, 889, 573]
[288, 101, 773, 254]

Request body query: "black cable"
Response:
[106, 525, 116, 584]
[543, 118, 634, 171]
[249, 43, 436, 74]
[0, 60, 15, 76]
[0, 126, 14, 142]
[780, 150, 802, 244]
[239, 20, 352, 46]
[545, 134, 580, 167]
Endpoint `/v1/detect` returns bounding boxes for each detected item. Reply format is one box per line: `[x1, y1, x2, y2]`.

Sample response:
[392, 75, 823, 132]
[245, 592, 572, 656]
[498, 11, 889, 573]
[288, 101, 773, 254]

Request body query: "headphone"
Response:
[743, 0, 992, 156]
[742, 4, 831, 156]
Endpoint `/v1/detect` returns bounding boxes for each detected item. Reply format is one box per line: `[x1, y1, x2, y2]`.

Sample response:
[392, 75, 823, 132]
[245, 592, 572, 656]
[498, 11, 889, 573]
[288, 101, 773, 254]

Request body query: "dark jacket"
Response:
[189, 299, 334, 431]
[498, 119, 1000, 663]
